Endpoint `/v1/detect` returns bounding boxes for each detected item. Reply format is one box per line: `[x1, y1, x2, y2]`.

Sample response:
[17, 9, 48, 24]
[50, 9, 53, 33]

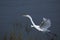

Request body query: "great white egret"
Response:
[23, 15, 51, 32]
[23, 15, 57, 38]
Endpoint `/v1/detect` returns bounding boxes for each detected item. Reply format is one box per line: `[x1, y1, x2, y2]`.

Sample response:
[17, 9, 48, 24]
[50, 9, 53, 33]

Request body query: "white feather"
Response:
[40, 18, 51, 29]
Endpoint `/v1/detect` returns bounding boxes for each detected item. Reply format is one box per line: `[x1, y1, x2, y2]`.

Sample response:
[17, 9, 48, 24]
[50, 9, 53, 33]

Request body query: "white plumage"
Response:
[23, 15, 51, 32]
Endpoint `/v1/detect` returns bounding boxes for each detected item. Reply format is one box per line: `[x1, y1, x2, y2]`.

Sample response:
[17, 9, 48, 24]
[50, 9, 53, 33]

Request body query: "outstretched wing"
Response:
[40, 18, 51, 29]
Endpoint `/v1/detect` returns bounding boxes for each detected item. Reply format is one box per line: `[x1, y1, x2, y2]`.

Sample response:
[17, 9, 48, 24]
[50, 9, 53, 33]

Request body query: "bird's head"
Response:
[22, 15, 29, 17]
[22, 15, 31, 19]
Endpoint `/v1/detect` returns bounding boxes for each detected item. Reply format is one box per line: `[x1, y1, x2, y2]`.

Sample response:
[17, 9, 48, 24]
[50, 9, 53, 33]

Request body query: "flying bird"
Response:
[23, 15, 57, 37]
[23, 15, 51, 32]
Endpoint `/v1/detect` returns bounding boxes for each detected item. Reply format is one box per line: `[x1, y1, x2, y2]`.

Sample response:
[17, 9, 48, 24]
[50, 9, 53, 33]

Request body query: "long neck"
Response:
[28, 16, 36, 26]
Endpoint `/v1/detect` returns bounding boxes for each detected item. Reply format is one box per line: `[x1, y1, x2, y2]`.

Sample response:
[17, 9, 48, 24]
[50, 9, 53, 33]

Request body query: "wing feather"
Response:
[40, 18, 51, 29]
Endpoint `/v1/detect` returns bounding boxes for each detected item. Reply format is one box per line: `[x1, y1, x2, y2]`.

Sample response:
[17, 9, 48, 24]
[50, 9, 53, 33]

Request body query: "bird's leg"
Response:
[48, 32, 57, 37]
[46, 32, 57, 40]
[31, 25, 34, 27]
[48, 32, 57, 40]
